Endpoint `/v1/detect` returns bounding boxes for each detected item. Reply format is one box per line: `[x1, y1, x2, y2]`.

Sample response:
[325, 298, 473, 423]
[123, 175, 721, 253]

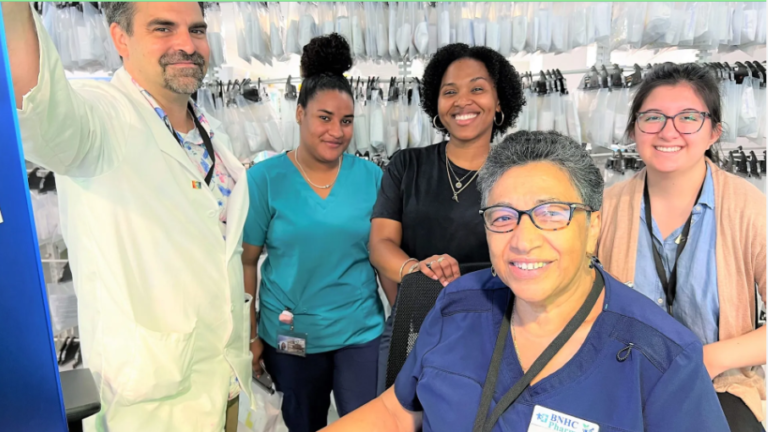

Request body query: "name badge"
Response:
[528, 405, 600, 432]
[276, 330, 307, 357]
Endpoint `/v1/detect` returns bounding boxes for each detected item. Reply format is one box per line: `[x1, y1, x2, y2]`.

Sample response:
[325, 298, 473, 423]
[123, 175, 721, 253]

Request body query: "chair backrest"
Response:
[385, 262, 491, 389]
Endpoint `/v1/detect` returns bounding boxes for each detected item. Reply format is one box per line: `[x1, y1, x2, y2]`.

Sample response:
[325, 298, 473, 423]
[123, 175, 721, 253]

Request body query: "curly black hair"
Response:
[298, 33, 354, 108]
[420, 44, 525, 138]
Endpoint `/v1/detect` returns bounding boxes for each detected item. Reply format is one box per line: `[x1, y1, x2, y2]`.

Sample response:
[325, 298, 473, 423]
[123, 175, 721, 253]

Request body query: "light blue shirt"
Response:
[243, 153, 385, 353]
[634, 165, 719, 345]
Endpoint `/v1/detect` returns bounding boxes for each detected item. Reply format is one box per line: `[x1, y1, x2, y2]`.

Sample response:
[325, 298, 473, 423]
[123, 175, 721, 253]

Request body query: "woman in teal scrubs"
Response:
[241, 34, 384, 432]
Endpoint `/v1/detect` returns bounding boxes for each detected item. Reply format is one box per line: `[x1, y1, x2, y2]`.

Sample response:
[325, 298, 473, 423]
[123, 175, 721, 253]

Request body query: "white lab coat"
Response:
[18, 9, 255, 432]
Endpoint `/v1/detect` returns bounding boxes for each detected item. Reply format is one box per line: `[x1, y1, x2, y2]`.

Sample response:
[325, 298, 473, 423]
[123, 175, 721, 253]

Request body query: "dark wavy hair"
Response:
[298, 34, 354, 108]
[421, 44, 525, 138]
[626, 62, 722, 161]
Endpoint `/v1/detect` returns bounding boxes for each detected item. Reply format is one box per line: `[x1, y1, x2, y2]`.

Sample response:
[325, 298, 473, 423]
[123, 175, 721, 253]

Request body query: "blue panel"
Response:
[0, 7, 68, 432]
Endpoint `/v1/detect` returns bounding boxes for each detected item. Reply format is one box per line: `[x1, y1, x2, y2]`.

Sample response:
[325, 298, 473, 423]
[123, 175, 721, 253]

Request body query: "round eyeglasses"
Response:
[636, 110, 711, 135]
[479, 202, 593, 233]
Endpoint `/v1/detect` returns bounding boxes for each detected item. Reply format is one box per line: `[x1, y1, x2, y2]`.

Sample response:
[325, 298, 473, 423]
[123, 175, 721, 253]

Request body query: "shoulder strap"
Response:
[190, 105, 216, 186]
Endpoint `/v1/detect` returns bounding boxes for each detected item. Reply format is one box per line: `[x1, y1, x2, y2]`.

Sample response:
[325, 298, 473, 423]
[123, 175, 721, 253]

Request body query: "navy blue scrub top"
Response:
[394, 266, 728, 432]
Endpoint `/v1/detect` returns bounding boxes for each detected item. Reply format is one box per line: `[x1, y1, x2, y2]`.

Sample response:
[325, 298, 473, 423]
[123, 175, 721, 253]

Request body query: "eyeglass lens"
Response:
[637, 112, 706, 134]
[483, 203, 572, 232]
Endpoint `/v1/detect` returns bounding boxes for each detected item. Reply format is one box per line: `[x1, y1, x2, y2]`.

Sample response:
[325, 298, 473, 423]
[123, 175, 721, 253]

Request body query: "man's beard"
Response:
[159, 51, 206, 95]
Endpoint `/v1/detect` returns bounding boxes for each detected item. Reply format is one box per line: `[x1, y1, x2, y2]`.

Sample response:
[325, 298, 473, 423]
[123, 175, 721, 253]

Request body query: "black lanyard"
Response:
[472, 270, 605, 432]
[642, 179, 704, 315]
[172, 105, 216, 186]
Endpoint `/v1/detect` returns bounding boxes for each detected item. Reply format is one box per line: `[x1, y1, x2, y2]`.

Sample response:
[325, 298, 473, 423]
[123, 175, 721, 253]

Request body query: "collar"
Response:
[129, 74, 214, 143]
[640, 163, 715, 221]
[698, 163, 715, 210]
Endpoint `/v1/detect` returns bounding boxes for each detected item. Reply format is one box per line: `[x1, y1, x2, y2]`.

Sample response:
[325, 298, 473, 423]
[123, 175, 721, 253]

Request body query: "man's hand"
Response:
[250, 338, 265, 377]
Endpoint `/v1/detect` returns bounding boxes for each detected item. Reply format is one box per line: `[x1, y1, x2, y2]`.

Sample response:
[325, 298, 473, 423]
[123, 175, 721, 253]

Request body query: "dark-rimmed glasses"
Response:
[636, 110, 711, 135]
[479, 202, 593, 233]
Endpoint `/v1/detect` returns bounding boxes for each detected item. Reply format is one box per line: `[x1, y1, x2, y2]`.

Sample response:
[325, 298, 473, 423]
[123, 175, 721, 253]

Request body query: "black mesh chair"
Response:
[385, 262, 491, 389]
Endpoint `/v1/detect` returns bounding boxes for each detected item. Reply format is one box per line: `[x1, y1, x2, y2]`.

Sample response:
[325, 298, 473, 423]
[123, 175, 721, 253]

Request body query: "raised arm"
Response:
[2, 2, 40, 108]
[5, 3, 127, 177]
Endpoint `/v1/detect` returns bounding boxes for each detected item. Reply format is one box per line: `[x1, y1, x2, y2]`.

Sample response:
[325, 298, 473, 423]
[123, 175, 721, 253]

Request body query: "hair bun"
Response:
[300, 34, 353, 79]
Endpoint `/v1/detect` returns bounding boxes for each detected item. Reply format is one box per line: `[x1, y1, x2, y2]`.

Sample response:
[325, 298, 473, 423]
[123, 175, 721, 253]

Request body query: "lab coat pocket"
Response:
[104, 323, 197, 406]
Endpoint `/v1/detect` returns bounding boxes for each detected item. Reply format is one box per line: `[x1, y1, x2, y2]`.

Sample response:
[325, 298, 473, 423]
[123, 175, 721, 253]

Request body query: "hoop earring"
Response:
[494, 111, 504, 126]
[433, 115, 445, 131]
[491, 267, 497, 277]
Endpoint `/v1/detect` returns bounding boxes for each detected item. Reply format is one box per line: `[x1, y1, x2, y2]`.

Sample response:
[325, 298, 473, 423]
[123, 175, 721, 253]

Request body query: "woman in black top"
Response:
[370, 44, 524, 393]
[371, 44, 524, 291]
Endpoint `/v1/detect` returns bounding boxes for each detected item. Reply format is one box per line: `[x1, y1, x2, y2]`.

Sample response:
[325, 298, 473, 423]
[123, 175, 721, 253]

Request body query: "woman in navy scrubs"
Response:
[322, 130, 728, 432]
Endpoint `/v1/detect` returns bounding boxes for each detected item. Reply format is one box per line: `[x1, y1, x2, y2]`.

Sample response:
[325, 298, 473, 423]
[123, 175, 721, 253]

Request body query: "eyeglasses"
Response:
[636, 110, 712, 135]
[479, 202, 593, 233]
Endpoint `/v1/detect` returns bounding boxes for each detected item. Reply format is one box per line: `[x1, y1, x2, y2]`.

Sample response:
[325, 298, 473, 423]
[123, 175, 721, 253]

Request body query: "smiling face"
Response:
[437, 58, 501, 143]
[111, 2, 209, 95]
[485, 162, 600, 305]
[632, 83, 721, 175]
[296, 90, 355, 163]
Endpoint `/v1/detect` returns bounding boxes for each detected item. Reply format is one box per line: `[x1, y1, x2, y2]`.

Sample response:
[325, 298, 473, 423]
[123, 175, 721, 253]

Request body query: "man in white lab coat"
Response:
[3, 2, 254, 431]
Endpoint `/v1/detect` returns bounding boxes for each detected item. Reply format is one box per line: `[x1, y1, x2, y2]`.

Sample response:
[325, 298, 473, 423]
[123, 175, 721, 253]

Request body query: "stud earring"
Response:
[491, 267, 497, 277]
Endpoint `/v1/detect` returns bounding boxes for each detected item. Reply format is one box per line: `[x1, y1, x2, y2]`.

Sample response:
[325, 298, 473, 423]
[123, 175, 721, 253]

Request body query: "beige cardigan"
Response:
[598, 160, 766, 421]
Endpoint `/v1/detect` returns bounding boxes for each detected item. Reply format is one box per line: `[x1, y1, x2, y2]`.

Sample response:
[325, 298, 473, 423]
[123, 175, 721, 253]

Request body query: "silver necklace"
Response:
[295, 146, 342, 189]
[445, 155, 479, 202]
[447, 158, 475, 189]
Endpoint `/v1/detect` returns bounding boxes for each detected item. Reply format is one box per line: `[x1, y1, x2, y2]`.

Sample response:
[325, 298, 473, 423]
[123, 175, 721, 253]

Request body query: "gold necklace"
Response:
[295, 146, 342, 189]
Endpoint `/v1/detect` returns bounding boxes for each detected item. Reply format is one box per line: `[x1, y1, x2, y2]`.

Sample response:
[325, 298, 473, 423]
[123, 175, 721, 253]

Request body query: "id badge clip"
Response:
[277, 309, 307, 357]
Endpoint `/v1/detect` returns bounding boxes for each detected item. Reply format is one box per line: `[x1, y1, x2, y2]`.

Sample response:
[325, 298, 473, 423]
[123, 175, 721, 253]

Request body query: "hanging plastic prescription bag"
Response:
[409, 83, 423, 148]
[398, 90, 410, 151]
[285, 2, 301, 56]
[237, 379, 284, 432]
[473, 2, 487, 48]
[299, 3, 318, 50]
[269, 4, 289, 62]
[354, 91, 371, 154]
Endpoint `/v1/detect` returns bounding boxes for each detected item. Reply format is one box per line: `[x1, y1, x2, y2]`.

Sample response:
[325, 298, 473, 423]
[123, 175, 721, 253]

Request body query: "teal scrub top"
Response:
[244, 153, 385, 353]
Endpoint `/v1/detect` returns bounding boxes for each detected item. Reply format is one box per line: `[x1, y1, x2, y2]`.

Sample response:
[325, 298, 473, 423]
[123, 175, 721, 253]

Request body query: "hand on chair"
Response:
[420, 254, 461, 287]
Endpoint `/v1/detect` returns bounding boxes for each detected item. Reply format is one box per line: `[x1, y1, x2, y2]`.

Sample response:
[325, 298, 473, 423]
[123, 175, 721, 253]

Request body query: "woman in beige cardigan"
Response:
[599, 63, 766, 431]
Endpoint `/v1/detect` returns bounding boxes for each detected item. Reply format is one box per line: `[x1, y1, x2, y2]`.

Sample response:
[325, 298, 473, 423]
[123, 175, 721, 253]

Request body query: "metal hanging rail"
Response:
[233, 65, 639, 87]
